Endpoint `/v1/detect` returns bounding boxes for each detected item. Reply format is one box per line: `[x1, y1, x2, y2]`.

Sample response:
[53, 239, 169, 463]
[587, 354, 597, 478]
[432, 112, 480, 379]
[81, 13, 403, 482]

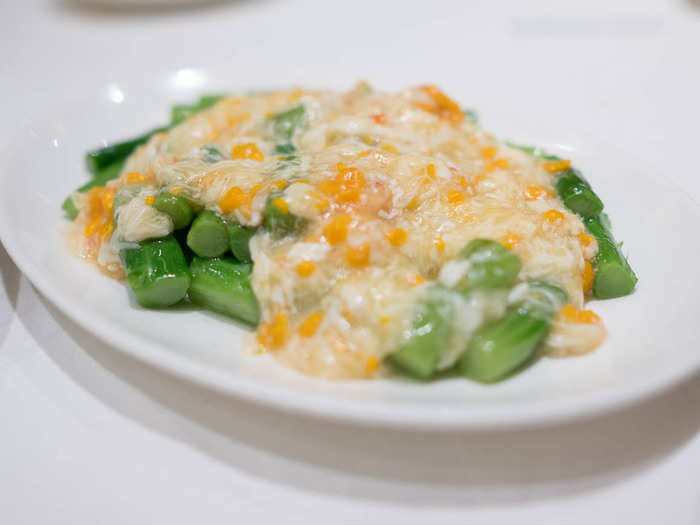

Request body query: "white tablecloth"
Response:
[1, 1, 699, 523]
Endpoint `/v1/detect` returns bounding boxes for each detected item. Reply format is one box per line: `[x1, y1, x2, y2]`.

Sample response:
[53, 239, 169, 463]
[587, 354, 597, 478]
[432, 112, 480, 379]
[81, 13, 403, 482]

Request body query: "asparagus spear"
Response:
[189, 257, 260, 325]
[459, 281, 567, 382]
[453, 238, 522, 293]
[85, 127, 167, 175]
[555, 168, 604, 218]
[389, 289, 454, 379]
[227, 222, 256, 263]
[67, 95, 225, 220]
[267, 105, 305, 154]
[86, 94, 225, 176]
[507, 142, 636, 298]
[186, 210, 229, 258]
[509, 143, 603, 218]
[153, 192, 194, 230]
[390, 239, 521, 379]
[170, 94, 225, 125]
[200, 143, 225, 163]
[120, 235, 191, 308]
[585, 215, 638, 298]
[262, 192, 307, 238]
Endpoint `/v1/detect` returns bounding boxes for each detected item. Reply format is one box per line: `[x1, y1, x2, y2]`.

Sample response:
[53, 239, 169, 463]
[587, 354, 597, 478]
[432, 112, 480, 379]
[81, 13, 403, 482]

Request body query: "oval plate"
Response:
[2, 70, 699, 429]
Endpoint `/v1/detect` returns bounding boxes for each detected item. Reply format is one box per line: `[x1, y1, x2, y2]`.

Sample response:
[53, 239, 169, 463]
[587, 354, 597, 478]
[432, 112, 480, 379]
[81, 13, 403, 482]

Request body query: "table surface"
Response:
[1, 1, 699, 523]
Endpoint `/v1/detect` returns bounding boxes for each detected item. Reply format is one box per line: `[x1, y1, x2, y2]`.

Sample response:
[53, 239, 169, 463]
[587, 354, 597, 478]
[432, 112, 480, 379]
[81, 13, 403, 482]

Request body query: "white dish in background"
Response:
[1, 69, 699, 429]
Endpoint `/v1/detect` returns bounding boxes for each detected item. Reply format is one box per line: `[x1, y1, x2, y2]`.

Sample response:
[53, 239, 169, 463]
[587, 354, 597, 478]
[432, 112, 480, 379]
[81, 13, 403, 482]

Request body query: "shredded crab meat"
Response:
[70, 84, 605, 379]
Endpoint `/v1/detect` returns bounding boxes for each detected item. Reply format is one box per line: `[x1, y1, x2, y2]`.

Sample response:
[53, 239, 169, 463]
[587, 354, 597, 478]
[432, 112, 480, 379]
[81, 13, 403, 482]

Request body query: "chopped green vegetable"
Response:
[262, 192, 307, 238]
[507, 142, 604, 217]
[86, 127, 167, 175]
[201, 144, 225, 162]
[170, 106, 196, 125]
[186, 210, 229, 257]
[268, 105, 305, 154]
[198, 94, 226, 106]
[189, 257, 260, 325]
[391, 238, 523, 380]
[171, 94, 225, 125]
[389, 289, 454, 379]
[274, 144, 296, 155]
[227, 222, 256, 263]
[459, 281, 567, 382]
[461, 308, 547, 382]
[585, 216, 637, 298]
[453, 238, 522, 294]
[505, 142, 636, 299]
[66, 95, 228, 221]
[120, 235, 191, 308]
[88, 94, 225, 175]
[153, 192, 194, 230]
[62, 198, 79, 221]
[270, 105, 305, 141]
[555, 168, 604, 218]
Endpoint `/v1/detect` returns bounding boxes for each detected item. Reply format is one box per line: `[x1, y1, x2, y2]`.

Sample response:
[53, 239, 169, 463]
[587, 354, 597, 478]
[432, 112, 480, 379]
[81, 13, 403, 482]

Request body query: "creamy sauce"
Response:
[71, 84, 606, 379]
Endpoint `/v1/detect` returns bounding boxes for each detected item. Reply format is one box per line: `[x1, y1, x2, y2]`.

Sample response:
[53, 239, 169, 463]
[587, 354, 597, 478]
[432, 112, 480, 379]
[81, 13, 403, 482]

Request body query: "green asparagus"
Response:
[391, 239, 522, 379]
[201, 143, 224, 162]
[453, 238, 522, 293]
[585, 216, 638, 298]
[268, 105, 305, 154]
[555, 168, 604, 218]
[85, 127, 167, 175]
[189, 257, 260, 325]
[506, 142, 636, 298]
[227, 222, 256, 263]
[459, 281, 567, 382]
[153, 192, 194, 230]
[186, 210, 230, 258]
[171, 94, 225, 125]
[389, 289, 454, 379]
[262, 193, 307, 238]
[87, 94, 224, 176]
[120, 235, 191, 308]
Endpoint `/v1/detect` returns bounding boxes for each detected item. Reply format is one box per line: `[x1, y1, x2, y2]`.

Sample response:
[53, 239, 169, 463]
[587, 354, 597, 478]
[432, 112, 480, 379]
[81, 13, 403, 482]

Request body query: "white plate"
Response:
[2, 68, 699, 429]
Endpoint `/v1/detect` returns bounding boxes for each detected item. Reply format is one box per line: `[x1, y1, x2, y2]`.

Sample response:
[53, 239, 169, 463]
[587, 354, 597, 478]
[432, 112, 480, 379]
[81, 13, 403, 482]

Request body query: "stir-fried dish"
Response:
[63, 84, 637, 381]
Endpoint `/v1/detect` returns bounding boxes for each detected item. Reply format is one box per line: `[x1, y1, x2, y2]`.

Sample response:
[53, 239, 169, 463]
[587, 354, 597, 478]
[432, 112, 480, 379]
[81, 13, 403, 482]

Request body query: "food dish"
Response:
[1, 71, 698, 428]
[62, 84, 636, 382]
